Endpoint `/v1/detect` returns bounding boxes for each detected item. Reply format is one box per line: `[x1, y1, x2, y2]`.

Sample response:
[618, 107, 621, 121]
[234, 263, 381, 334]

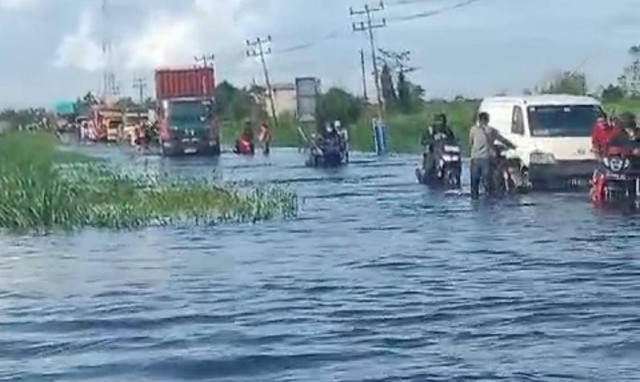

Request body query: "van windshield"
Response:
[528, 105, 604, 137]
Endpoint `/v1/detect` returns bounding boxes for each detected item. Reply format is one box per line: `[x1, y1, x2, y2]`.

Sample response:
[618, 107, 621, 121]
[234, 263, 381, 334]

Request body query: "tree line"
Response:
[3, 44, 640, 132]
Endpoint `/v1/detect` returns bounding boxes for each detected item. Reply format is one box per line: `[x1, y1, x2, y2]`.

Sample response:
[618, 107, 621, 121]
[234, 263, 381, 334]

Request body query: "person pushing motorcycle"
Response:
[469, 112, 516, 199]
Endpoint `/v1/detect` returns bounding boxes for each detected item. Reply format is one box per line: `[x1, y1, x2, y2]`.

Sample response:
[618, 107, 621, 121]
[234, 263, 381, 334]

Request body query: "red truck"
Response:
[155, 67, 220, 156]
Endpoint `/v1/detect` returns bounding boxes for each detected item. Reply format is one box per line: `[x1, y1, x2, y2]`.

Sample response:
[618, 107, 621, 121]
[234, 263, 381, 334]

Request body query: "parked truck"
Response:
[155, 67, 220, 156]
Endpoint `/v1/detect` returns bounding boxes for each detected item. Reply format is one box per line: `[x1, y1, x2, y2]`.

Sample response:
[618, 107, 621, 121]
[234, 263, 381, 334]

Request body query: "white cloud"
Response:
[0, 0, 36, 10]
[53, 0, 259, 86]
[53, 8, 103, 72]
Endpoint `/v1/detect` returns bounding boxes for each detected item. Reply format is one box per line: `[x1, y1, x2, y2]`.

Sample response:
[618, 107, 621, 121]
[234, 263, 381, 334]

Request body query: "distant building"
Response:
[272, 83, 297, 117]
[295, 77, 321, 122]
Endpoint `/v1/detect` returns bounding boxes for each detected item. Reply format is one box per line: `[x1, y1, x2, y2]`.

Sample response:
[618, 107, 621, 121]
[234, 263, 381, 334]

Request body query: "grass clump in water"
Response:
[0, 132, 297, 232]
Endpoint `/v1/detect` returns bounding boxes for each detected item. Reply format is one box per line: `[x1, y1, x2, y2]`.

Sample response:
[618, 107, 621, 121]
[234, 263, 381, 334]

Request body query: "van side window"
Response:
[512, 106, 525, 135]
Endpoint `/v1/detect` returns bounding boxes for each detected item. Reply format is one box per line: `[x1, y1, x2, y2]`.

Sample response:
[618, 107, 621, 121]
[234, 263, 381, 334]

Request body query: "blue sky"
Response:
[0, 0, 639, 107]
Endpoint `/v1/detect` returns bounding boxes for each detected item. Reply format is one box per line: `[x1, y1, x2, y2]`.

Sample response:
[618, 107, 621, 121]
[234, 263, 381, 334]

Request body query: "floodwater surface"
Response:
[1, 148, 639, 381]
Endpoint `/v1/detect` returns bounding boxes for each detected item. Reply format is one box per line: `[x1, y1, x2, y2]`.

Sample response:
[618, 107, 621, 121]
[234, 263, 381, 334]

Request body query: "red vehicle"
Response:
[155, 67, 220, 156]
[590, 137, 640, 205]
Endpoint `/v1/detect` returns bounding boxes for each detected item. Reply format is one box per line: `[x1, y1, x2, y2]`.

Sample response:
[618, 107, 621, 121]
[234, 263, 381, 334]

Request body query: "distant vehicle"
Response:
[478, 95, 605, 189]
[87, 106, 123, 142]
[122, 111, 150, 144]
[155, 68, 220, 157]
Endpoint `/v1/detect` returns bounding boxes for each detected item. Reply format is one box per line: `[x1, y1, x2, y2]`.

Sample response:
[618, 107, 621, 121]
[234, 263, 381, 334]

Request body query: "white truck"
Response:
[478, 95, 605, 188]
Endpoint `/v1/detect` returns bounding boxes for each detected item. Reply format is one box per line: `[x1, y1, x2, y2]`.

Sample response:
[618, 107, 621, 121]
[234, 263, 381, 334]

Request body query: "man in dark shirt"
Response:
[421, 114, 456, 178]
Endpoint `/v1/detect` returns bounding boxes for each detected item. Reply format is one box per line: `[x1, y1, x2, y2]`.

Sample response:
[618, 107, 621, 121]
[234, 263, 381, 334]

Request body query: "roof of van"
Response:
[481, 95, 600, 106]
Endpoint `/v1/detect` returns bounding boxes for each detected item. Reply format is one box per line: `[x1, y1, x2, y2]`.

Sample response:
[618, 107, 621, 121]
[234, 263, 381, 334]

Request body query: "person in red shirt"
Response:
[591, 116, 620, 157]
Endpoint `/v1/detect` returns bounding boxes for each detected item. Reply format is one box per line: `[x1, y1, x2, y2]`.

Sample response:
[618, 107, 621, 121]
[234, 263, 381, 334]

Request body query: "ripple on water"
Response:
[1, 149, 640, 381]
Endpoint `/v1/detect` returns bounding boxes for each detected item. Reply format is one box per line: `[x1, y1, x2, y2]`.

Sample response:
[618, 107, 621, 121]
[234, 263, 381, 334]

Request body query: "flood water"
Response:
[1, 148, 640, 381]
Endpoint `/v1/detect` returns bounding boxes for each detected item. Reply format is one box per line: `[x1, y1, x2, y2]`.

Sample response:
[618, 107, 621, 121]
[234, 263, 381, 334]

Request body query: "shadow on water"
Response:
[1, 147, 640, 381]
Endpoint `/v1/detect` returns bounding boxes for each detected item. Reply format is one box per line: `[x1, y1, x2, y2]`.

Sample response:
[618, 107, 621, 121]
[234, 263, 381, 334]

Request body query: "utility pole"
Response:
[195, 54, 216, 69]
[101, 0, 118, 103]
[133, 77, 147, 106]
[351, 1, 386, 119]
[360, 49, 369, 102]
[194, 54, 215, 68]
[246, 36, 278, 127]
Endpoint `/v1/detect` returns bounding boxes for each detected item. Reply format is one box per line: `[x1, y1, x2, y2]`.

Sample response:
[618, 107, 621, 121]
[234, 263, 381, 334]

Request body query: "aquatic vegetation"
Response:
[0, 132, 297, 232]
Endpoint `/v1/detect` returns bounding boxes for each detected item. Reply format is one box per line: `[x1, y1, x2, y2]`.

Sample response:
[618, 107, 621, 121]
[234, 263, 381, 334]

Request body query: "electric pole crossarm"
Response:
[195, 54, 216, 68]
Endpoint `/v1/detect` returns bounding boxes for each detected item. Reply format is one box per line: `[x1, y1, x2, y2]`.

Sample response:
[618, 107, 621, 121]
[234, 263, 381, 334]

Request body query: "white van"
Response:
[478, 95, 605, 188]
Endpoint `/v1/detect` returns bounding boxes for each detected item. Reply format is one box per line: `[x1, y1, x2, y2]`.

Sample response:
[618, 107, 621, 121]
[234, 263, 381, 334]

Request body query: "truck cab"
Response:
[478, 95, 604, 188]
[158, 98, 219, 156]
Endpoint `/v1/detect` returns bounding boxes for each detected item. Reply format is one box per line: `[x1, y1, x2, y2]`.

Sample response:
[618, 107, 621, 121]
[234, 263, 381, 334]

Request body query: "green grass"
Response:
[604, 98, 640, 115]
[0, 131, 297, 232]
[220, 100, 479, 154]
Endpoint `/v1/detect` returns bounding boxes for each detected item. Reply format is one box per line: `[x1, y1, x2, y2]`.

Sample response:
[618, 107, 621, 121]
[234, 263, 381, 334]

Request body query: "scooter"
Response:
[590, 143, 640, 206]
[234, 138, 255, 155]
[416, 143, 462, 189]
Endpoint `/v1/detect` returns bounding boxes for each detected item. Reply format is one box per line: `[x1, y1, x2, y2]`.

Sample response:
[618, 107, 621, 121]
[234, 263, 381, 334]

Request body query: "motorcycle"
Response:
[234, 138, 255, 155]
[491, 145, 529, 197]
[590, 143, 640, 206]
[307, 133, 346, 167]
[416, 142, 462, 189]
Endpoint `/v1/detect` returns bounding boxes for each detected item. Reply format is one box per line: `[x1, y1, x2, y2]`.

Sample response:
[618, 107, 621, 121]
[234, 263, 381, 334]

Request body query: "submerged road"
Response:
[1, 148, 639, 381]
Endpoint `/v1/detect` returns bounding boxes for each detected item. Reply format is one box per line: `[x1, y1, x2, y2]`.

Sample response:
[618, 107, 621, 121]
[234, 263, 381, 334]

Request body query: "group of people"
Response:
[235, 120, 272, 155]
[591, 112, 640, 156]
[422, 109, 640, 199]
[317, 121, 349, 162]
[421, 112, 516, 199]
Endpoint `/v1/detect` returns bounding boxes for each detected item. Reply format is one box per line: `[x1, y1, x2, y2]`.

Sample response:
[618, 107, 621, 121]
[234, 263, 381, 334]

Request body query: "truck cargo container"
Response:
[155, 67, 220, 156]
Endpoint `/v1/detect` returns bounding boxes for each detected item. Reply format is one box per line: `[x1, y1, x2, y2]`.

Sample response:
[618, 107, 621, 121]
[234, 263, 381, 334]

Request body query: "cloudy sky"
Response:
[0, 0, 639, 107]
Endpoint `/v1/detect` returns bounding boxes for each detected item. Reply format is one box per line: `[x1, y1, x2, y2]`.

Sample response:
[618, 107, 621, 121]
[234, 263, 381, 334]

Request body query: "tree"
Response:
[540, 71, 587, 95]
[619, 60, 640, 98]
[380, 64, 397, 110]
[317, 88, 363, 126]
[601, 84, 625, 103]
[397, 71, 411, 112]
[115, 97, 136, 110]
[214, 81, 267, 122]
[378, 48, 421, 113]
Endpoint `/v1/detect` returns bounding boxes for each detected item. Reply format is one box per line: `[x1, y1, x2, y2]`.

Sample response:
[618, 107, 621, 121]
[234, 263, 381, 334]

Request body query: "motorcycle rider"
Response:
[335, 120, 349, 162]
[591, 116, 620, 157]
[235, 120, 255, 153]
[469, 112, 516, 199]
[608, 114, 640, 147]
[421, 114, 456, 179]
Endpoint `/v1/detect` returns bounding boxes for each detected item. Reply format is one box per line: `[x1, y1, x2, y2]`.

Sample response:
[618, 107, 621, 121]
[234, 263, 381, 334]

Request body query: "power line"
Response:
[273, 31, 344, 54]
[246, 36, 279, 128]
[387, 0, 483, 22]
[351, 1, 387, 119]
[269, 0, 483, 57]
